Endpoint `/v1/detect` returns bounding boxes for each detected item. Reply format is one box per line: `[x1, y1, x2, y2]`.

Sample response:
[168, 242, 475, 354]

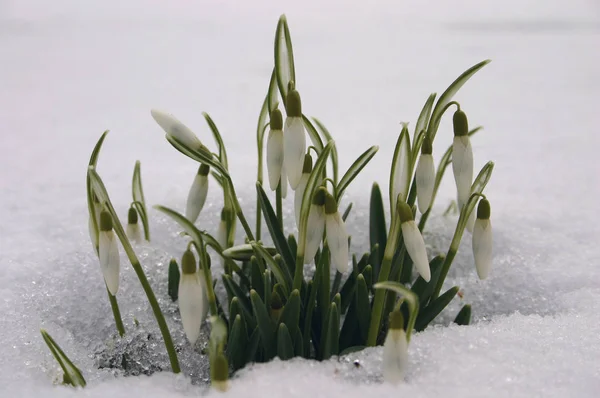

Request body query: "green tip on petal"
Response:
[270, 108, 283, 130]
[324, 192, 338, 215]
[453, 110, 469, 137]
[287, 80, 295, 92]
[271, 291, 283, 310]
[389, 310, 405, 331]
[396, 199, 414, 223]
[181, 249, 197, 274]
[220, 207, 232, 222]
[312, 187, 328, 206]
[302, 153, 313, 174]
[199, 144, 213, 159]
[286, 89, 302, 117]
[211, 353, 229, 383]
[198, 164, 210, 176]
[99, 210, 113, 232]
[127, 207, 138, 225]
[421, 134, 433, 155]
[477, 198, 491, 219]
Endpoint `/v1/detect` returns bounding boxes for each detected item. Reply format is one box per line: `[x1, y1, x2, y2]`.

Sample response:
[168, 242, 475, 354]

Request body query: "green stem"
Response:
[418, 208, 431, 232]
[201, 249, 219, 316]
[107, 288, 125, 337]
[431, 248, 457, 300]
[276, 179, 283, 230]
[366, 213, 401, 346]
[256, 203, 262, 241]
[225, 176, 255, 242]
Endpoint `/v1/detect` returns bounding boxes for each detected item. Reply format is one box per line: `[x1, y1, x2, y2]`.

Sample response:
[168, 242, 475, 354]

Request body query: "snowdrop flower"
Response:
[151, 109, 207, 153]
[303, 187, 327, 264]
[267, 108, 284, 191]
[415, 135, 435, 214]
[294, 153, 313, 228]
[382, 311, 408, 384]
[324, 192, 349, 274]
[472, 198, 493, 280]
[186, 164, 210, 223]
[452, 108, 473, 211]
[178, 249, 208, 344]
[398, 200, 431, 282]
[283, 83, 306, 190]
[126, 206, 142, 242]
[98, 210, 120, 295]
[211, 354, 230, 392]
[88, 194, 102, 252]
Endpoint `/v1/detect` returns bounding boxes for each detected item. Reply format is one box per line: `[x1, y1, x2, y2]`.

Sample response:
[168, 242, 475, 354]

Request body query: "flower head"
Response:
[151, 109, 204, 151]
[126, 206, 141, 242]
[382, 311, 408, 384]
[98, 210, 120, 295]
[294, 153, 313, 228]
[283, 84, 307, 190]
[325, 192, 349, 274]
[452, 109, 473, 211]
[267, 108, 285, 191]
[185, 164, 210, 223]
[472, 198, 493, 280]
[416, 135, 435, 214]
[178, 249, 208, 344]
[303, 187, 327, 263]
[398, 200, 430, 281]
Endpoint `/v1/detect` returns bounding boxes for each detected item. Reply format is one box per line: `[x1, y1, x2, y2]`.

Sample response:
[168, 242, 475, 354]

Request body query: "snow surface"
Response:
[1, 0, 600, 396]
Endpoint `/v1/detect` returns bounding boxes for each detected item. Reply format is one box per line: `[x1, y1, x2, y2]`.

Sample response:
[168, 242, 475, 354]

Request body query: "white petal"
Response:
[267, 129, 284, 191]
[178, 273, 208, 344]
[304, 205, 325, 264]
[217, 220, 228, 268]
[294, 174, 309, 228]
[280, 165, 288, 199]
[452, 136, 473, 208]
[150, 109, 202, 150]
[401, 221, 430, 282]
[416, 154, 435, 214]
[283, 117, 306, 190]
[392, 130, 411, 204]
[465, 208, 476, 234]
[126, 223, 141, 242]
[99, 231, 120, 295]
[326, 213, 349, 273]
[472, 219, 492, 279]
[382, 329, 408, 384]
[186, 174, 209, 223]
[89, 216, 98, 253]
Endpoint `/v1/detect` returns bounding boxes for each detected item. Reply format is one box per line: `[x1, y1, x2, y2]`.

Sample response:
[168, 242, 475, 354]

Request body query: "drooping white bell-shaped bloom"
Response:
[472, 198, 493, 280]
[150, 109, 204, 150]
[382, 311, 409, 384]
[391, 124, 411, 206]
[126, 207, 142, 242]
[283, 88, 306, 190]
[98, 210, 120, 295]
[303, 188, 327, 264]
[416, 135, 435, 214]
[178, 250, 209, 344]
[186, 164, 210, 223]
[267, 108, 285, 191]
[398, 201, 431, 282]
[324, 193, 349, 274]
[294, 154, 313, 228]
[452, 110, 473, 210]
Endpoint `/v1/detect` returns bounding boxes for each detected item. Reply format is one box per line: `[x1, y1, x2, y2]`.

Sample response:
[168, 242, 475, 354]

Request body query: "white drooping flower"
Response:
[267, 108, 285, 191]
[283, 85, 306, 190]
[397, 200, 431, 282]
[324, 192, 349, 274]
[178, 249, 209, 344]
[98, 210, 120, 295]
[303, 187, 327, 264]
[88, 195, 102, 252]
[294, 154, 313, 228]
[415, 135, 435, 214]
[126, 206, 142, 242]
[150, 109, 204, 151]
[472, 198, 493, 280]
[452, 109, 473, 211]
[391, 124, 411, 208]
[186, 164, 210, 223]
[382, 311, 409, 384]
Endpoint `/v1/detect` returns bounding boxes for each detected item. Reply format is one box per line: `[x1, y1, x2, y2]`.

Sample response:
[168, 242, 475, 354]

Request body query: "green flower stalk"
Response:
[382, 311, 408, 384]
[398, 200, 431, 282]
[98, 210, 120, 295]
[324, 191, 349, 274]
[415, 135, 435, 214]
[294, 153, 313, 228]
[186, 164, 210, 223]
[178, 249, 208, 344]
[303, 187, 327, 263]
[217, 208, 229, 268]
[284, 83, 306, 190]
[267, 108, 284, 191]
[126, 206, 141, 242]
[472, 198, 493, 279]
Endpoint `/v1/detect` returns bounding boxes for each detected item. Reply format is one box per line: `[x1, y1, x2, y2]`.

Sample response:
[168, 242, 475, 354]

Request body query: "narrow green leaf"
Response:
[131, 160, 150, 241]
[336, 145, 379, 201]
[362, 265, 373, 290]
[250, 289, 276, 360]
[389, 125, 412, 214]
[373, 281, 420, 342]
[413, 93, 436, 145]
[312, 117, 339, 185]
[339, 296, 360, 350]
[302, 115, 325, 154]
[339, 271, 357, 315]
[322, 302, 340, 359]
[274, 15, 296, 111]
[287, 234, 298, 259]
[250, 241, 292, 293]
[168, 259, 180, 302]
[230, 296, 256, 335]
[276, 324, 295, 360]
[454, 304, 472, 326]
[427, 60, 491, 142]
[279, 289, 301, 331]
[227, 315, 248, 371]
[251, 257, 265, 299]
[267, 68, 279, 115]
[203, 112, 229, 170]
[222, 275, 252, 318]
[341, 203, 353, 222]
[369, 183, 387, 271]
[40, 330, 86, 388]
[222, 243, 277, 261]
[292, 326, 304, 357]
[410, 255, 445, 307]
[415, 286, 459, 331]
[263, 270, 272, 310]
[355, 275, 371, 342]
[246, 327, 261, 363]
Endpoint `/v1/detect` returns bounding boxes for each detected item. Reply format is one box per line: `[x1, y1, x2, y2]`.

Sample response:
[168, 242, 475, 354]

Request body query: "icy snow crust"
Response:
[1, 0, 599, 396]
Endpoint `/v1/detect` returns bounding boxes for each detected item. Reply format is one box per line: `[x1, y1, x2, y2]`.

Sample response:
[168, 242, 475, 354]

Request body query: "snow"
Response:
[1, 0, 600, 396]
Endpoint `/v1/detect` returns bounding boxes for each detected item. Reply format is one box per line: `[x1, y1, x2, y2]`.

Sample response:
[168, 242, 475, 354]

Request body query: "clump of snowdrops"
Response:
[42, 15, 494, 391]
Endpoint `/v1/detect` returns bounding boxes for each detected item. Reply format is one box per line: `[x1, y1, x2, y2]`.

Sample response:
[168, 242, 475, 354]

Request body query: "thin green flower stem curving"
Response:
[224, 174, 255, 242]
[107, 288, 125, 337]
[366, 202, 402, 346]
